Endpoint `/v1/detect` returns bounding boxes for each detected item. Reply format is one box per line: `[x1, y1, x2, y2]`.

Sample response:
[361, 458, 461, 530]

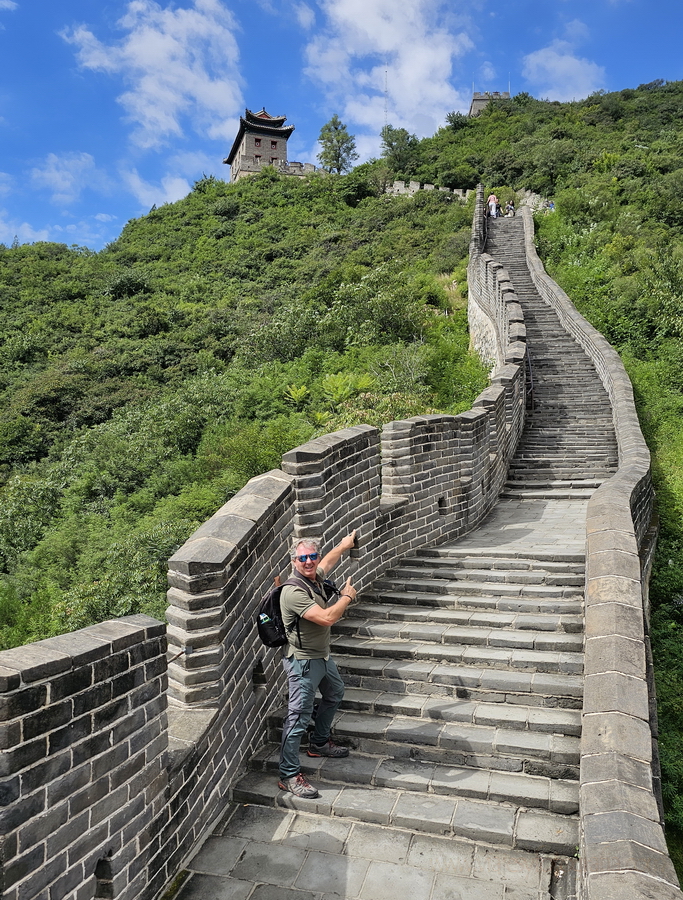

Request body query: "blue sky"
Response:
[1, 0, 680, 250]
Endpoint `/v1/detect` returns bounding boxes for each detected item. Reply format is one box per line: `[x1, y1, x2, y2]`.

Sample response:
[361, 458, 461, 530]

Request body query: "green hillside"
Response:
[0, 170, 486, 648]
[2, 77, 683, 857]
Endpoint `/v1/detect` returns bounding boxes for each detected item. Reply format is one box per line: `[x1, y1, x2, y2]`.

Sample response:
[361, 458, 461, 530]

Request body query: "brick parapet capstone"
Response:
[520, 207, 679, 898]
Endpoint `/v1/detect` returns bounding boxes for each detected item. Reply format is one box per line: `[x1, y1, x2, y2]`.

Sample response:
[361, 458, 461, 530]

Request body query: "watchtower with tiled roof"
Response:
[224, 108, 296, 182]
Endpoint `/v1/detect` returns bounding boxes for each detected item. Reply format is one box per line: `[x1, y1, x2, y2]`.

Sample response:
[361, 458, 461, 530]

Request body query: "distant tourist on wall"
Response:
[506, 200, 516, 217]
[278, 531, 358, 799]
[487, 192, 499, 217]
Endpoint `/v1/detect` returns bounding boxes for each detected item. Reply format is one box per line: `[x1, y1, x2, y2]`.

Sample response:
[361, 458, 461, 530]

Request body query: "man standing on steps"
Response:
[278, 531, 358, 799]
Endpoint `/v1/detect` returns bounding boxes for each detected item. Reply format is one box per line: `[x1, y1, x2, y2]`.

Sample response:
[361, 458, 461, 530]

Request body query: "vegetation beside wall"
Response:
[0, 171, 485, 648]
[3, 77, 683, 865]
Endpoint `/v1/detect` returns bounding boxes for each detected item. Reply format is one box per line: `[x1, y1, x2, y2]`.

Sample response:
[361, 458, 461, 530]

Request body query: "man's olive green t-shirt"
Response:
[280, 568, 332, 660]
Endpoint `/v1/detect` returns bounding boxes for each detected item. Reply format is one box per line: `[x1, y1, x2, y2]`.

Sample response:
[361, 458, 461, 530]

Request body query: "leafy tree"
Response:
[380, 124, 420, 178]
[445, 111, 469, 132]
[317, 115, 359, 174]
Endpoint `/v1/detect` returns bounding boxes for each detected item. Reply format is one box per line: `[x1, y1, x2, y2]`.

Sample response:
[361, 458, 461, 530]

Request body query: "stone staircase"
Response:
[486, 217, 618, 501]
[175, 216, 620, 899]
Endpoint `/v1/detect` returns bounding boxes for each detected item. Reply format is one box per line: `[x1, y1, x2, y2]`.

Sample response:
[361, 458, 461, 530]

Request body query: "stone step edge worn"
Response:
[231, 771, 579, 855]
[248, 743, 579, 814]
[267, 708, 581, 770]
[335, 652, 584, 701]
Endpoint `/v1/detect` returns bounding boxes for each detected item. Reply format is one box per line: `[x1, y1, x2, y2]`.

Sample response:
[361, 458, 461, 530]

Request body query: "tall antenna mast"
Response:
[384, 58, 389, 127]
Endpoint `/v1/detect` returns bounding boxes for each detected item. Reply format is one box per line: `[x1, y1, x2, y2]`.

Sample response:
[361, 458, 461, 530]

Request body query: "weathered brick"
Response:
[0, 774, 20, 805]
[0, 685, 47, 723]
[67, 821, 108, 867]
[68, 780, 109, 819]
[93, 653, 130, 683]
[91, 742, 130, 782]
[72, 681, 112, 717]
[46, 764, 90, 806]
[2, 842, 45, 888]
[111, 667, 145, 699]
[0, 736, 47, 777]
[18, 802, 69, 851]
[49, 668, 94, 703]
[49, 714, 93, 754]
[20, 753, 70, 795]
[0, 788, 45, 831]
[92, 697, 128, 732]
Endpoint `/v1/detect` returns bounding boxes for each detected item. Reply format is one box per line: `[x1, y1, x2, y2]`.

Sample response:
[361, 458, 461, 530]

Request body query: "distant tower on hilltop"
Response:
[468, 91, 510, 117]
[224, 108, 316, 182]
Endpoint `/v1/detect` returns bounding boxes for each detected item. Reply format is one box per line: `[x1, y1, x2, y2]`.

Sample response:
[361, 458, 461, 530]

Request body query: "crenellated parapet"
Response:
[520, 207, 678, 899]
[386, 180, 473, 200]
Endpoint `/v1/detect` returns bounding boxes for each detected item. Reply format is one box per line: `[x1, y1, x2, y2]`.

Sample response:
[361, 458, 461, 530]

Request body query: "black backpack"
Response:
[256, 573, 339, 649]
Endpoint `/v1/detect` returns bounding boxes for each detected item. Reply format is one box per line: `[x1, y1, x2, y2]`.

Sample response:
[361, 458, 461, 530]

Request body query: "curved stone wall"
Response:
[0, 192, 527, 900]
[520, 207, 681, 899]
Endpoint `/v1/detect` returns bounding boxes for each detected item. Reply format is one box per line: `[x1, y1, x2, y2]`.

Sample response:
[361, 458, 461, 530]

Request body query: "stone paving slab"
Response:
[444, 500, 587, 559]
[172, 803, 564, 900]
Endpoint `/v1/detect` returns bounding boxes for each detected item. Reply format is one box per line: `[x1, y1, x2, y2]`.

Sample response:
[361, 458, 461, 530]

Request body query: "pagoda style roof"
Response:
[224, 108, 295, 165]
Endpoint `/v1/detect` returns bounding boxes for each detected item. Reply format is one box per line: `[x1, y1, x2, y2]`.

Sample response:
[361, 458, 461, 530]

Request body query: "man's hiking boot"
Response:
[278, 773, 320, 799]
[306, 739, 349, 759]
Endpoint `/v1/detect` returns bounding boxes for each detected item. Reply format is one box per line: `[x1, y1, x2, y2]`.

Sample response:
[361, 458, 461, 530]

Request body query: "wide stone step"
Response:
[500, 487, 596, 501]
[269, 708, 580, 777]
[503, 477, 604, 489]
[339, 687, 581, 737]
[335, 618, 583, 653]
[249, 741, 579, 813]
[505, 467, 614, 479]
[232, 771, 579, 854]
[409, 552, 585, 573]
[349, 601, 583, 633]
[330, 634, 583, 675]
[418, 547, 585, 564]
[384, 564, 584, 587]
[363, 588, 583, 616]
[336, 653, 584, 707]
[374, 575, 582, 599]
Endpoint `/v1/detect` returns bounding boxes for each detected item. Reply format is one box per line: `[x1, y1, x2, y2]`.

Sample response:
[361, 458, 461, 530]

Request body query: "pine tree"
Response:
[317, 115, 359, 174]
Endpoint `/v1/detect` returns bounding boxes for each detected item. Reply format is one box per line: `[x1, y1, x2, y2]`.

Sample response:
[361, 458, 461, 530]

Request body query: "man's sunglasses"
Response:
[295, 553, 319, 562]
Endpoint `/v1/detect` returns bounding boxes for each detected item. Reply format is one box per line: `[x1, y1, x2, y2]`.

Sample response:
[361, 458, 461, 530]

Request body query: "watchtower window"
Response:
[271, 141, 278, 149]
[271, 158, 278, 165]
[254, 138, 261, 147]
[255, 155, 261, 164]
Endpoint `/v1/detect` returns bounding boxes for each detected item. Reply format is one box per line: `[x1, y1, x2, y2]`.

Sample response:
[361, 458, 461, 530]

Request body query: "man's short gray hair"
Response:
[291, 537, 321, 559]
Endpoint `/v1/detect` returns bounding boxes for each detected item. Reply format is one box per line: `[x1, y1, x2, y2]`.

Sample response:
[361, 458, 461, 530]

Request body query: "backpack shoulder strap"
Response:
[280, 572, 318, 650]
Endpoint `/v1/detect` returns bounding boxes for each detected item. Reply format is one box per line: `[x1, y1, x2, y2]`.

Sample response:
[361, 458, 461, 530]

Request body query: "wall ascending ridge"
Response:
[520, 207, 681, 899]
[0, 186, 525, 900]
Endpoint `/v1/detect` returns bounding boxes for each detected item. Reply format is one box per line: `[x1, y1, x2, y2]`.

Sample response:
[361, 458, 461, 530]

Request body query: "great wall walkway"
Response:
[171, 216, 617, 900]
[3, 197, 673, 900]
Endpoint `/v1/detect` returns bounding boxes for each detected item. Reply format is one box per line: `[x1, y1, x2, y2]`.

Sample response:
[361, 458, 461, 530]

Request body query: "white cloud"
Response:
[121, 168, 191, 207]
[0, 1, 18, 10]
[522, 25, 605, 102]
[480, 61, 496, 83]
[303, 0, 473, 154]
[294, 2, 315, 29]
[61, 0, 244, 149]
[30, 152, 110, 205]
[0, 172, 12, 196]
[0, 210, 49, 245]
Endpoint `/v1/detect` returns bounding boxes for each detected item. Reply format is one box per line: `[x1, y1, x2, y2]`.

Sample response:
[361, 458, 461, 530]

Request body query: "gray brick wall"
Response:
[520, 207, 680, 899]
[0, 616, 167, 900]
